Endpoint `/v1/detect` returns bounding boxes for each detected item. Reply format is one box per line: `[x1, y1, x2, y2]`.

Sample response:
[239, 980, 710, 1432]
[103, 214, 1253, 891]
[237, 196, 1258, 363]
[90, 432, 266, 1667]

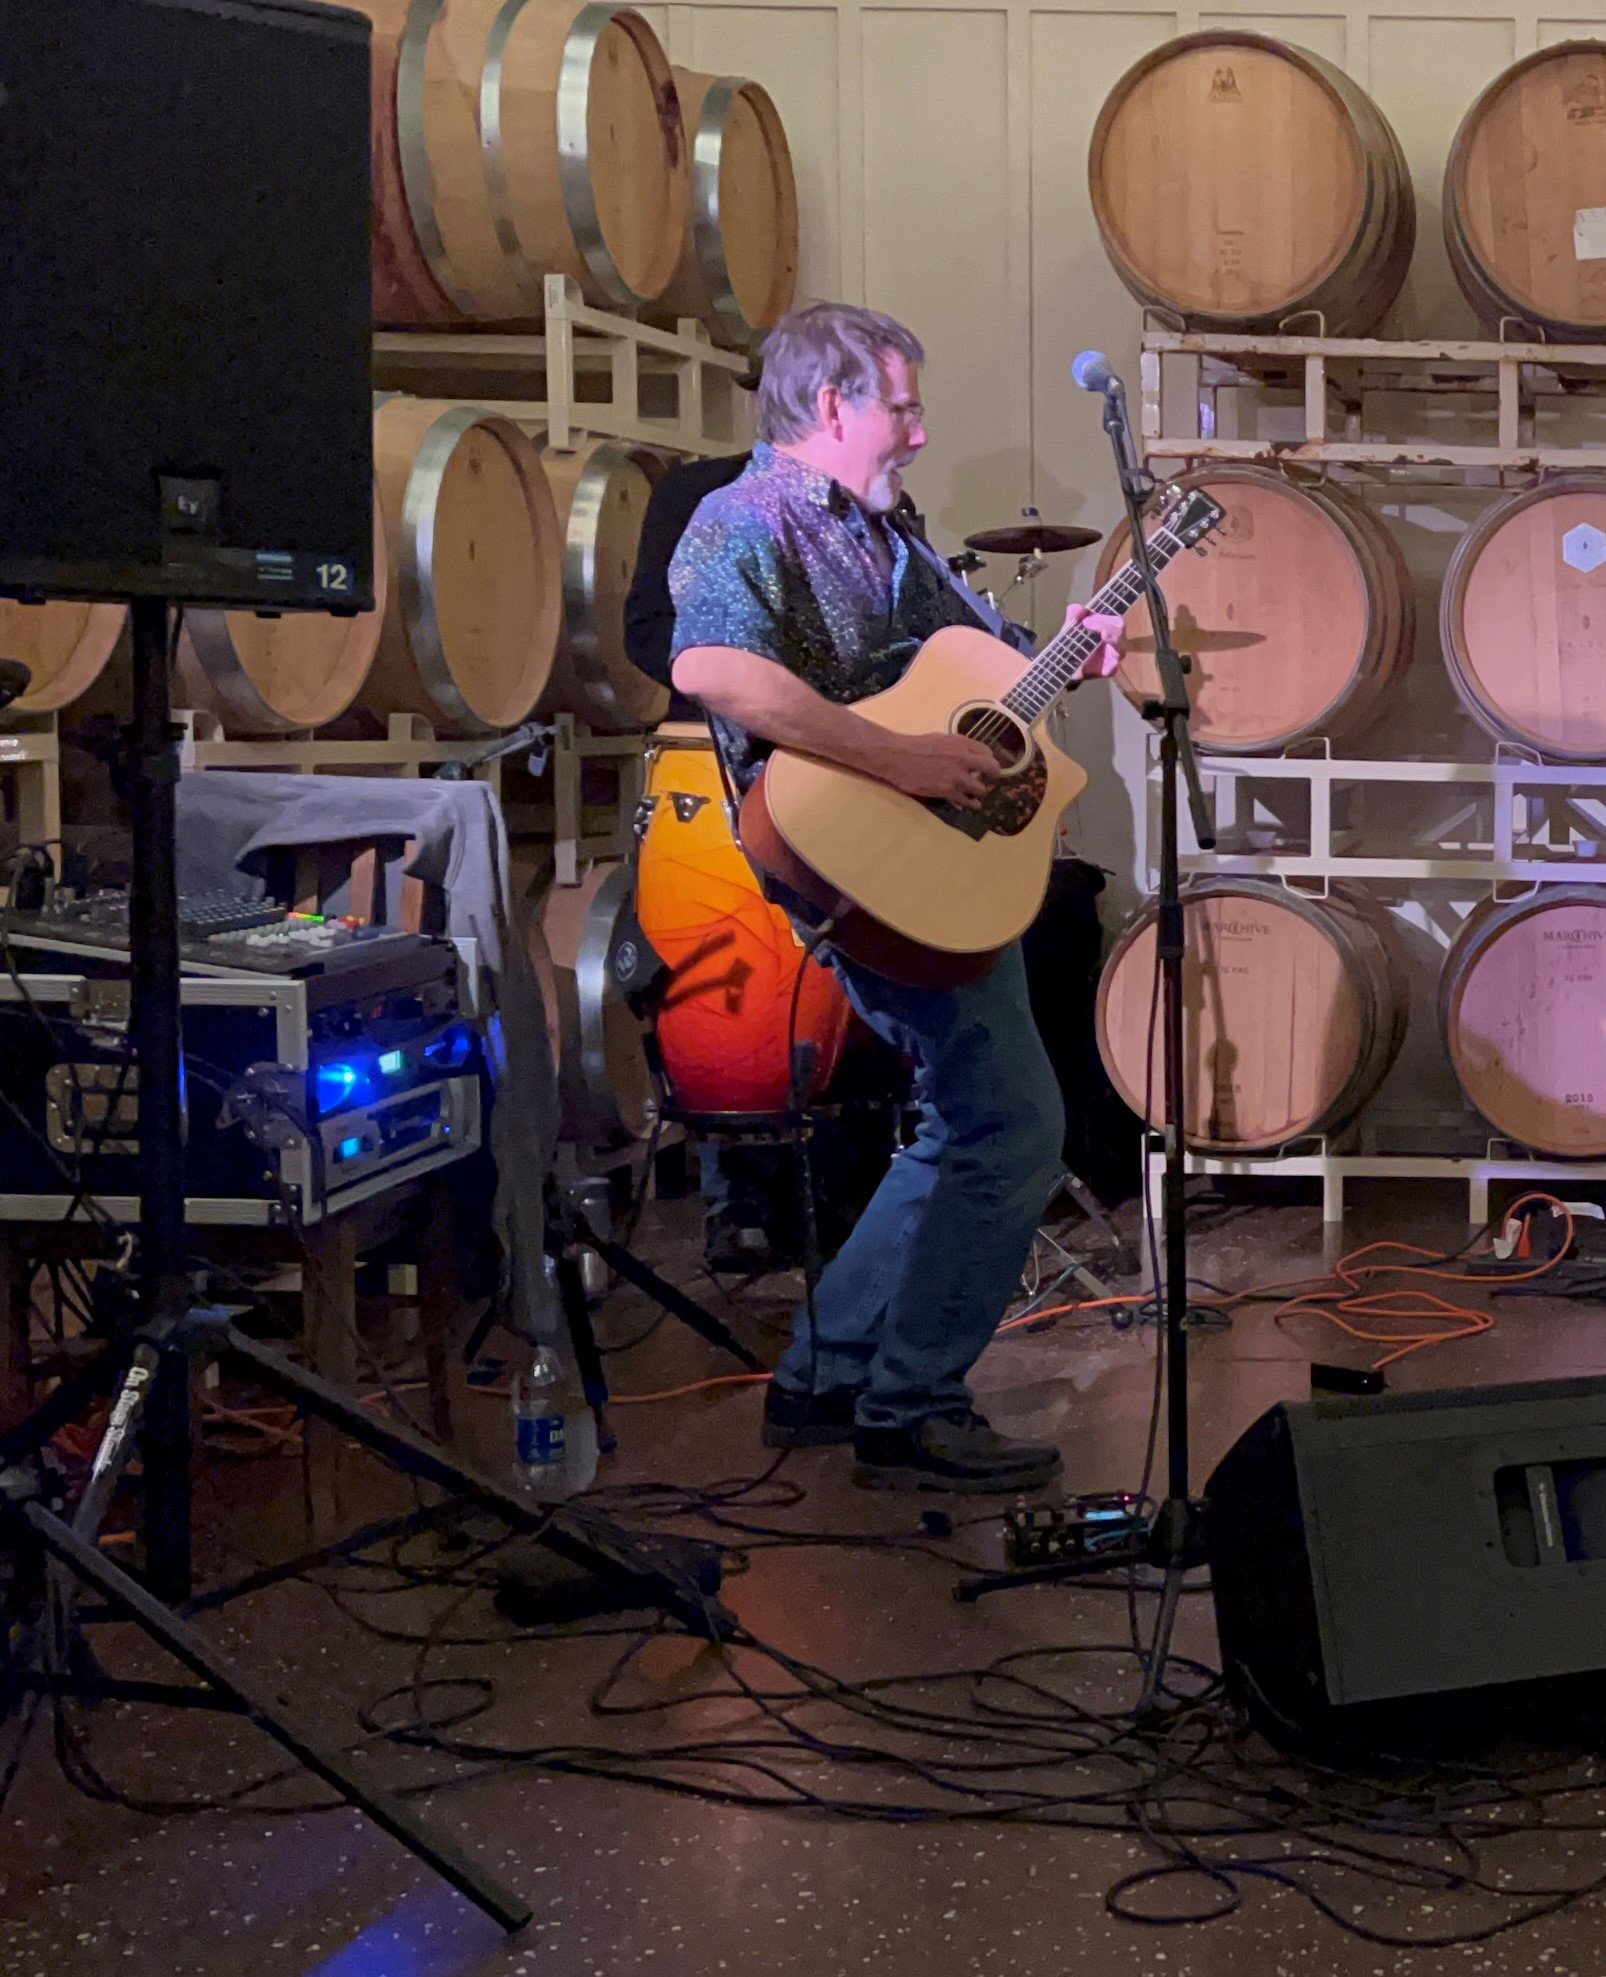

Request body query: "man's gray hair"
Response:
[755, 303, 925, 444]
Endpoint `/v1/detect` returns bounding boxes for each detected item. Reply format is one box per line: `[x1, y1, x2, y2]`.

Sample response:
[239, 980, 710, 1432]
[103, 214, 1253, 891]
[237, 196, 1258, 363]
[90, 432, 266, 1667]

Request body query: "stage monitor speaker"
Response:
[1206, 1377, 1606, 1749]
[0, 0, 373, 613]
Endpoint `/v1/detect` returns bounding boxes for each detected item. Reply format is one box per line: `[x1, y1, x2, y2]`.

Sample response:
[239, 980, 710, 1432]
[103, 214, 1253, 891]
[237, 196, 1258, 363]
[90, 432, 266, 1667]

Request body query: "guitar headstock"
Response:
[1157, 488, 1226, 551]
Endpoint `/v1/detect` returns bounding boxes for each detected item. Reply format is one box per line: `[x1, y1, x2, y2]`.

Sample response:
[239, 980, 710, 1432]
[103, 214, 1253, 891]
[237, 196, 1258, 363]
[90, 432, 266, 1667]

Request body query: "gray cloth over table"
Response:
[174, 771, 560, 1339]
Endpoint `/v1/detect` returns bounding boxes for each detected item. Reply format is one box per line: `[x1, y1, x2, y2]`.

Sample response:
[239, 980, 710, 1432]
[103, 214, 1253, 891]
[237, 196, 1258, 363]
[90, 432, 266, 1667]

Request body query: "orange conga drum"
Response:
[636, 726, 853, 1114]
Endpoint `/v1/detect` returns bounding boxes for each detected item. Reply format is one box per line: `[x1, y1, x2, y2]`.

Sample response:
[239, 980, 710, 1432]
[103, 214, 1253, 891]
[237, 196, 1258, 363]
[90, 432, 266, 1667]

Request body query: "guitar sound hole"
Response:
[954, 703, 1030, 772]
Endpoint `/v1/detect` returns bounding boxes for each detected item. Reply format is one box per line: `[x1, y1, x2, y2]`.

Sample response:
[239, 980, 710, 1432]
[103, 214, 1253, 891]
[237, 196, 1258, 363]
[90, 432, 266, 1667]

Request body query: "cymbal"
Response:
[964, 523, 1103, 556]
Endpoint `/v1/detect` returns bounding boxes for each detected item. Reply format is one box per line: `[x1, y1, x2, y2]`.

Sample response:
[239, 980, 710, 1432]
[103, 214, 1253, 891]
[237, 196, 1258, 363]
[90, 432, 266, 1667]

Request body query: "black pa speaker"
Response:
[1207, 1377, 1606, 1751]
[0, 0, 373, 612]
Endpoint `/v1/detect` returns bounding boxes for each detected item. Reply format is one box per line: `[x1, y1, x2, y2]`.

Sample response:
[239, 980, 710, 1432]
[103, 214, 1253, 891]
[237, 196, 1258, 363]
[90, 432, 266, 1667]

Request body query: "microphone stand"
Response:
[957, 374, 1217, 1724]
[1106, 373, 1218, 1716]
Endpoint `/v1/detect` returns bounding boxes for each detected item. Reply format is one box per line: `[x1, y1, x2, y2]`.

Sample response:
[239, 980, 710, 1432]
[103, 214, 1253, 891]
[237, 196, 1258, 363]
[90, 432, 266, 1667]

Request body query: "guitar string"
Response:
[958, 525, 1187, 758]
[969, 525, 1184, 745]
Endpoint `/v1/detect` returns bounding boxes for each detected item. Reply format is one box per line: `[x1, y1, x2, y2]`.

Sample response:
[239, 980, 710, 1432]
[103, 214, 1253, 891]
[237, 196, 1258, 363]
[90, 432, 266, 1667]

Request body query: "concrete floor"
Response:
[6, 1182, 1606, 1975]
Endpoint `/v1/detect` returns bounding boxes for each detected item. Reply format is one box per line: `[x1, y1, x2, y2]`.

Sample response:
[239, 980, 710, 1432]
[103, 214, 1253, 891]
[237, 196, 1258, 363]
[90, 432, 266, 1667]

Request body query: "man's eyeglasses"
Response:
[877, 398, 924, 429]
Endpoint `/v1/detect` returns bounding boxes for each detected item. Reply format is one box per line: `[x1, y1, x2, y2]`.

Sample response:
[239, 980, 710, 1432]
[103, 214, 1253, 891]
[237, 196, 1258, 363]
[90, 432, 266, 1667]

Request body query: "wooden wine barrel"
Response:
[1098, 468, 1414, 753]
[1445, 44, 1606, 339]
[521, 859, 654, 1146]
[0, 600, 125, 714]
[1088, 33, 1415, 333]
[363, 0, 688, 324]
[538, 436, 669, 729]
[363, 0, 454, 328]
[655, 69, 798, 349]
[1442, 888, 1606, 1156]
[1096, 880, 1407, 1153]
[1441, 478, 1606, 761]
[174, 490, 388, 735]
[369, 398, 562, 737]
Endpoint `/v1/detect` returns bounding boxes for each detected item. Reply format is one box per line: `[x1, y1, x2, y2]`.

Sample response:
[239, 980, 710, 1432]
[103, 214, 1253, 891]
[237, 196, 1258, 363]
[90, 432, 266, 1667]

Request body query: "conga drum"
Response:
[635, 725, 852, 1114]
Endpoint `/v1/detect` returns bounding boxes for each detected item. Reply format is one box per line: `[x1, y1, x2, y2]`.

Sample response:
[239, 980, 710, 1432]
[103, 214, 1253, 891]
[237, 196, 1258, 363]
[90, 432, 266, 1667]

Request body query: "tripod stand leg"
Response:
[1136, 1559, 1187, 1720]
[1, 1234, 31, 1435]
[20, 1500, 532, 1933]
[224, 1326, 735, 1640]
[72, 1343, 160, 1542]
[126, 598, 194, 1603]
[553, 1247, 614, 1453]
[0, 1339, 122, 1467]
[1056, 1172, 1140, 1277]
[139, 1343, 192, 1597]
[577, 1222, 763, 1373]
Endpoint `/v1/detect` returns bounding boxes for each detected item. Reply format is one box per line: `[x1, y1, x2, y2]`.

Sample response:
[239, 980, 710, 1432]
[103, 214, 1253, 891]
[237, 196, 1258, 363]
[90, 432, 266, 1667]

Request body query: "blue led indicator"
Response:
[315, 1059, 375, 1113]
[338, 1135, 363, 1160]
[423, 1026, 474, 1071]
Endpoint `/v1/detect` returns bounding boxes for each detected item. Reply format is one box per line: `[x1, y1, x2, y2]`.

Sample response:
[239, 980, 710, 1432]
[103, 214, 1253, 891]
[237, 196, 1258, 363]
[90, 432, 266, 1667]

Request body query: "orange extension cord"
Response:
[47, 1196, 1570, 1442]
[605, 1191, 1580, 1399]
[1254, 1191, 1575, 1370]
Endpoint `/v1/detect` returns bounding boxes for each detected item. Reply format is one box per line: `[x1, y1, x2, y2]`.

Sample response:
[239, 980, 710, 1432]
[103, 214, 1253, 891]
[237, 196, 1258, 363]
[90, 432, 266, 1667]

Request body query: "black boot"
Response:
[853, 1410, 1062, 1493]
[762, 1382, 861, 1449]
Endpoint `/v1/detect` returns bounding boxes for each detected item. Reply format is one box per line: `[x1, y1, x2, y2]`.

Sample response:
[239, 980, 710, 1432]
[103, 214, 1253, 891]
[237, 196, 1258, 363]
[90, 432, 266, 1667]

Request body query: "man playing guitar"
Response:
[671, 303, 1123, 1494]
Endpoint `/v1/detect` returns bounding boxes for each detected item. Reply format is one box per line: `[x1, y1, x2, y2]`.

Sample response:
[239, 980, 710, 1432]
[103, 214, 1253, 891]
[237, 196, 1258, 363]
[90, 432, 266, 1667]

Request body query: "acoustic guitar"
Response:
[739, 487, 1225, 988]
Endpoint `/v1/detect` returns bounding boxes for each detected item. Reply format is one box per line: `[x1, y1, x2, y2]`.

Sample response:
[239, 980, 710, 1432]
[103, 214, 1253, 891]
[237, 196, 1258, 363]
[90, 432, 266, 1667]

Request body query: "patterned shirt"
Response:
[668, 442, 1029, 791]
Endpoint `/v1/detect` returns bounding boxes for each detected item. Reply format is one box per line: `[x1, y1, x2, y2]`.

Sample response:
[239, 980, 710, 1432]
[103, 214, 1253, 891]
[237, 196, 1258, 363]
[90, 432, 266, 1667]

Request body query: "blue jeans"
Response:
[776, 942, 1064, 1430]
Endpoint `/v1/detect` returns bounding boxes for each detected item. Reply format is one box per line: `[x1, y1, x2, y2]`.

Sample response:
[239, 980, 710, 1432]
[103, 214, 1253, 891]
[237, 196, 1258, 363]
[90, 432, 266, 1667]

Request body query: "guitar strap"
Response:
[894, 505, 1036, 655]
[704, 706, 745, 848]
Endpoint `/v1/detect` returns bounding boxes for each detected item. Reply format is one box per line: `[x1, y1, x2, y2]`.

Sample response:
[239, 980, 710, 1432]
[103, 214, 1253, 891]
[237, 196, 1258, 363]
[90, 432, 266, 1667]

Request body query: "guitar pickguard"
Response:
[926, 746, 1048, 841]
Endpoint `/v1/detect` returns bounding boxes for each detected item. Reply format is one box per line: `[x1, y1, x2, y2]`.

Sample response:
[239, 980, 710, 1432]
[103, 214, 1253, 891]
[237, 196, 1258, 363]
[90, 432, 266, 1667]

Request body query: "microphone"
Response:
[1074, 350, 1147, 499]
[0, 659, 33, 711]
[1072, 349, 1120, 395]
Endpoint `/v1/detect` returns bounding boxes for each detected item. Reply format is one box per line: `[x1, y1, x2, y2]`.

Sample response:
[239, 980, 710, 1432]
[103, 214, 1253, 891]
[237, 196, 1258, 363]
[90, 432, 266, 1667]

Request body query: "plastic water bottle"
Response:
[511, 1346, 568, 1501]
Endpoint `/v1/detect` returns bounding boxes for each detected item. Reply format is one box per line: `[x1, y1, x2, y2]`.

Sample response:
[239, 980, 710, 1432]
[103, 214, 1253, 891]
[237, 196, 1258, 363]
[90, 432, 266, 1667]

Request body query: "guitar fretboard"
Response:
[1002, 523, 1186, 724]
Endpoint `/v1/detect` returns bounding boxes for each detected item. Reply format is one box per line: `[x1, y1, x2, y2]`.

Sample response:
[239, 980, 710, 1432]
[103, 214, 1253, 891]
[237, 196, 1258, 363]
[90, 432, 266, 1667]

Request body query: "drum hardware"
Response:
[562, 1173, 614, 1304]
[944, 548, 999, 613]
[635, 791, 713, 828]
[507, 926, 768, 1378]
[964, 508, 1104, 606]
[1014, 1173, 1142, 1321]
[1000, 549, 1047, 602]
[548, 1147, 765, 1375]
[459, 1155, 767, 1450]
[962, 512, 1104, 557]
[433, 718, 554, 782]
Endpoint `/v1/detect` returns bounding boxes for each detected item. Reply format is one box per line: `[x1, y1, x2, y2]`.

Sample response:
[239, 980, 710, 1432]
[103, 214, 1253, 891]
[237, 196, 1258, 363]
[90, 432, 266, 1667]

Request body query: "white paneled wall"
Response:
[652, 1, 1598, 901]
